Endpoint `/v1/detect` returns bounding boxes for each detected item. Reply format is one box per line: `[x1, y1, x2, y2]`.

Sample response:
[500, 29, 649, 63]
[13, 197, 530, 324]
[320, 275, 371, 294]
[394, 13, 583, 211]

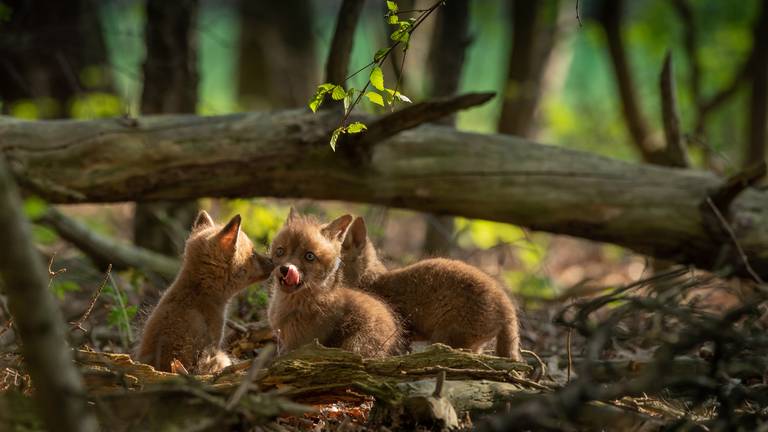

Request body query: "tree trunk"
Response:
[0, 157, 98, 432]
[0, 0, 111, 118]
[238, 0, 318, 109]
[421, 0, 470, 256]
[746, 0, 768, 167]
[133, 0, 200, 256]
[497, 0, 560, 137]
[2, 108, 768, 279]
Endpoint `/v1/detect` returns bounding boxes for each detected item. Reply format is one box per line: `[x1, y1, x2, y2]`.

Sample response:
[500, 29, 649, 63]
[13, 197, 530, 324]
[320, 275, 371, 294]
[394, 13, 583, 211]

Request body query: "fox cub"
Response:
[267, 209, 402, 358]
[341, 217, 521, 361]
[137, 211, 273, 373]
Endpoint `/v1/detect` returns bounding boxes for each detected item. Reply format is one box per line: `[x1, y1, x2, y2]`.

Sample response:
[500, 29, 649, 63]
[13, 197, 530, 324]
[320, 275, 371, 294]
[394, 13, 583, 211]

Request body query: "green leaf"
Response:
[346, 122, 367, 134]
[308, 83, 336, 112]
[366, 91, 385, 107]
[374, 48, 389, 62]
[23, 196, 48, 219]
[370, 66, 385, 91]
[331, 85, 346, 100]
[390, 21, 411, 44]
[386, 1, 398, 12]
[388, 14, 398, 24]
[385, 88, 412, 103]
[330, 127, 344, 151]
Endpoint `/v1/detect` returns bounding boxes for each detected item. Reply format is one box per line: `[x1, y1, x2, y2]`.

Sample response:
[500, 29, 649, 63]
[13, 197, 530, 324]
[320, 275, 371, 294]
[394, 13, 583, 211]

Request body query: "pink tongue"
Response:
[284, 266, 301, 286]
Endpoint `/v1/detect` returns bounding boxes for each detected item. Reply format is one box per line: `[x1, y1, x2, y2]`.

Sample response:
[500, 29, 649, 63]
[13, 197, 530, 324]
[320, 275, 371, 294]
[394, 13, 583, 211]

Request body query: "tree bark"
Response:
[746, 0, 768, 167]
[0, 0, 111, 118]
[597, 0, 666, 164]
[2, 108, 768, 279]
[325, 0, 366, 85]
[0, 157, 98, 432]
[134, 0, 200, 256]
[238, 0, 318, 109]
[497, 0, 560, 137]
[421, 0, 471, 256]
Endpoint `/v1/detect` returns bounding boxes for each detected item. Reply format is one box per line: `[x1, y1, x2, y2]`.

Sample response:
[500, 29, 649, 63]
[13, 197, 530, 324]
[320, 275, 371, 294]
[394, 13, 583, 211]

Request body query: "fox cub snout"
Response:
[137, 210, 273, 374]
[267, 208, 402, 358]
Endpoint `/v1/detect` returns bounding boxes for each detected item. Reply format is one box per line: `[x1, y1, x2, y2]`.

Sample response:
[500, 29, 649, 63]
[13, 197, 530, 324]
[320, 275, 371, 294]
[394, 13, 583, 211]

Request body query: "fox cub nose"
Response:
[279, 265, 290, 277]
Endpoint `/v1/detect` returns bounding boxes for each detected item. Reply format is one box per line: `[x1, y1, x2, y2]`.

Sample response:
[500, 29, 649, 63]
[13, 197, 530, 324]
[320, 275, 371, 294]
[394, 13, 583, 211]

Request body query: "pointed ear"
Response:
[342, 217, 368, 250]
[285, 207, 298, 224]
[193, 210, 215, 231]
[321, 214, 353, 242]
[216, 214, 242, 255]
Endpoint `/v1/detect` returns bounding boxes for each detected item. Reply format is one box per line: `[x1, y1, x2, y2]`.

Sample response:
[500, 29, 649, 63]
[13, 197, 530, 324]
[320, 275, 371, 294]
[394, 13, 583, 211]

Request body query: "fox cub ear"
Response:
[216, 214, 242, 256]
[321, 214, 353, 242]
[285, 207, 298, 224]
[193, 210, 215, 231]
[342, 217, 367, 250]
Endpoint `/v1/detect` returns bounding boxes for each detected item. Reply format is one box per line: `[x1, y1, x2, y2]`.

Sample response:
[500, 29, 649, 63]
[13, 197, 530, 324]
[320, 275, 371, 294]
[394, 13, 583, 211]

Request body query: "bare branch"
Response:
[659, 53, 689, 168]
[37, 207, 180, 280]
[69, 264, 112, 333]
[356, 92, 495, 149]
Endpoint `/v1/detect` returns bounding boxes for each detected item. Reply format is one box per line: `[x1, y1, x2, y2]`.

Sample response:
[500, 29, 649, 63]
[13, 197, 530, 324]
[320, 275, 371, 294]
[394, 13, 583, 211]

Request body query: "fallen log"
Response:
[2, 107, 767, 278]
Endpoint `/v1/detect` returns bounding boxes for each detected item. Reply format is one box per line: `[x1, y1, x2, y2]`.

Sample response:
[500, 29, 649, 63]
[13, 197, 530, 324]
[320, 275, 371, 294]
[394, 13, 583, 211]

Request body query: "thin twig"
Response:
[47, 252, 68, 278]
[520, 349, 547, 383]
[225, 343, 276, 411]
[70, 264, 112, 333]
[705, 197, 764, 284]
[566, 328, 573, 383]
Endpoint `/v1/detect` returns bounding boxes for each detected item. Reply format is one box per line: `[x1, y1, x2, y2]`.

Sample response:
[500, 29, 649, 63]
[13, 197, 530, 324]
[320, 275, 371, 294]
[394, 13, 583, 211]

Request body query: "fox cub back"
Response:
[137, 211, 273, 373]
[341, 217, 521, 361]
[267, 209, 402, 358]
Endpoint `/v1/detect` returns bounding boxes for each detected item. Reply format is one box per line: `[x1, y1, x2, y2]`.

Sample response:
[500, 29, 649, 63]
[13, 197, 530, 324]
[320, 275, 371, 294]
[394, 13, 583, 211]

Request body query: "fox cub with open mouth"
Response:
[267, 209, 402, 358]
[137, 211, 273, 373]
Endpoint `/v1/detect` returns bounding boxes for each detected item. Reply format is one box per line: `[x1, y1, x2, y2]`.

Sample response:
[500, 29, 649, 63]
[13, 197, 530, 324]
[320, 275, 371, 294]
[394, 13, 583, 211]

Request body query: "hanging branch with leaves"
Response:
[309, 0, 444, 150]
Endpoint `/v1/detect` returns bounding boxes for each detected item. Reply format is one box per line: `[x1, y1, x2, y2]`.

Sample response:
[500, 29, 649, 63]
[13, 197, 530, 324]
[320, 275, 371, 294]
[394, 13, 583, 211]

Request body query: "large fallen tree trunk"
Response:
[2, 107, 767, 278]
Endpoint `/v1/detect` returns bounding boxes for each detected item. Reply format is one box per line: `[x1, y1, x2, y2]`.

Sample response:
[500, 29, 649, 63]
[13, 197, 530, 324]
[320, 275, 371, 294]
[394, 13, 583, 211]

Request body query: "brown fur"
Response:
[341, 217, 521, 360]
[267, 210, 402, 358]
[136, 211, 273, 373]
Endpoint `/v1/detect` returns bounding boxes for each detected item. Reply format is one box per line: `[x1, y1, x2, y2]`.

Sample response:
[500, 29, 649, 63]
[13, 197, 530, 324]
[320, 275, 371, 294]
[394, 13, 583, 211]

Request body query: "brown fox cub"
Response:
[267, 209, 402, 358]
[341, 217, 521, 361]
[137, 211, 273, 373]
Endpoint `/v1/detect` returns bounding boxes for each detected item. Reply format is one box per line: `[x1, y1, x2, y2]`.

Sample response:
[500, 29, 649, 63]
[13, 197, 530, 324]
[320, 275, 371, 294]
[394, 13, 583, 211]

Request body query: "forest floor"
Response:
[1, 202, 763, 430]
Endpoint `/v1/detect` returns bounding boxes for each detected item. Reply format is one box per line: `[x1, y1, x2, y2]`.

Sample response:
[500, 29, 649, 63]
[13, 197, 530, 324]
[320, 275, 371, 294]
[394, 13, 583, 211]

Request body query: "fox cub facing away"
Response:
[137, 211, 273, 373]
[341, 217, 521, 361]
[267, 209, 402, 358]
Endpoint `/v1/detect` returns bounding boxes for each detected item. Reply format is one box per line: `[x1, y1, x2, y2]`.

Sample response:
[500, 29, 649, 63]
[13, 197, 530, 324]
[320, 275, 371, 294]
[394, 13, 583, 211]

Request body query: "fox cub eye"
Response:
[304, 251, 316, 262]
[275, 247, 285, 257]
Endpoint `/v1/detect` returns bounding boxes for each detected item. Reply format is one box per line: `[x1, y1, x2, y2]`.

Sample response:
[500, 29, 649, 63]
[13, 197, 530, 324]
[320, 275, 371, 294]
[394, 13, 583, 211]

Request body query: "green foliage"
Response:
[69, 92, 122, 119]
[50, 280, 81, 300]
[0, 2, 12, 22]
[307, 0, 444, 150]
[224, 200, 288, 245]
[455, 218, 526, 249]
[245, 286, 269, 309]
[366, 91, 385, 107]
[308, 83, 336, 113]
[104, 276, 136, 347]
[370, 66, 385, 91]
[22, 196, 47, 220]
[9, 98, 60, 119]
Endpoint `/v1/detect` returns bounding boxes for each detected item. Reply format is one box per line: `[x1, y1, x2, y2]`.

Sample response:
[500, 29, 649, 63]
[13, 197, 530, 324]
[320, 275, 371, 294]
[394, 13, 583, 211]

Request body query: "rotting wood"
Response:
[2, 105, 768, 278]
